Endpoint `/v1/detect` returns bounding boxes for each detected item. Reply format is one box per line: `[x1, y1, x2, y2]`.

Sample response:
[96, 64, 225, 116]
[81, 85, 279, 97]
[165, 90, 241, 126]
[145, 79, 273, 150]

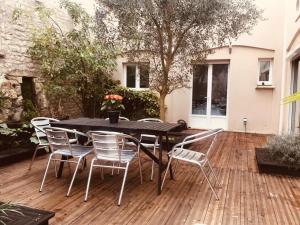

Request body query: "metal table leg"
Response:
[166, 134, 174, 180]
[157, 135, 163, 195]
[57, 155, 68, 178]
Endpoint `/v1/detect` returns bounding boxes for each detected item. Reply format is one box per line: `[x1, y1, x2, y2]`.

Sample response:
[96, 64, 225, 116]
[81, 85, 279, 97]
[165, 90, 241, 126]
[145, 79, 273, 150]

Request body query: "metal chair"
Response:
[84, 131, 143, 205]
[161, 129, 223, 200]
[137, 118, 163, 180]
[29, 117, 77, 170]
[105, 116, 130, 121]
[39, 127, 93, 197]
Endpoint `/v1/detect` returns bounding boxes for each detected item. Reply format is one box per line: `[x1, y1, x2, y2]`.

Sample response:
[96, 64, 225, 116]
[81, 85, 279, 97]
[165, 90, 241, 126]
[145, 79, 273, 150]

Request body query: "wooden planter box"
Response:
[255, 148, 300, 177]
[0, 203, 55, 225]
[0, 147, 47, 167]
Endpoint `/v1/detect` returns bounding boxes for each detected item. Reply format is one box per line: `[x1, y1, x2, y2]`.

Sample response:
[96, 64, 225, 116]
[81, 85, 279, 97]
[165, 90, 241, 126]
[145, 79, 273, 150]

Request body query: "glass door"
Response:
[190, 64, 229, 129]
[290, 58, 300, 134]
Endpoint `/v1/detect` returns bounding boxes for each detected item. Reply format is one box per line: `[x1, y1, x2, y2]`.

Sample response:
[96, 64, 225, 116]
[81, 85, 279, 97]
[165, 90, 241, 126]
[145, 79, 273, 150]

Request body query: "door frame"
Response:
[189, 61, 230, 129]
[288, 56, 300, 133]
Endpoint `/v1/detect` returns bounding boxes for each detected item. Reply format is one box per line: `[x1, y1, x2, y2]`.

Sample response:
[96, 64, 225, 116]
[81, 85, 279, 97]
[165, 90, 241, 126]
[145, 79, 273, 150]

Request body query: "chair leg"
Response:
[68, 160, 72, 176]
[206, 160, 220, 187]
[199, 166, 219, 200]
[150, 146, 156, 181]
[39, 153, 53, 192]
[67, 157, 82, 197]
[84, 159, 95, 202]
[137, 151, 143, 184]
[118, 163, 129, 206]
[112, 162, 115, 175]
[117, 162, 120, 174]
[28, 145, 41, 170]
[161, 156, 173, 190]
[52, 157, 58, 178]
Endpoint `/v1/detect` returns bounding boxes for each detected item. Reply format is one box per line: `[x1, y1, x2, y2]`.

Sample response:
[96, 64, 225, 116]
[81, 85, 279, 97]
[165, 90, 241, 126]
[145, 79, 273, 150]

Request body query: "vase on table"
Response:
[107, 111, 120, 123]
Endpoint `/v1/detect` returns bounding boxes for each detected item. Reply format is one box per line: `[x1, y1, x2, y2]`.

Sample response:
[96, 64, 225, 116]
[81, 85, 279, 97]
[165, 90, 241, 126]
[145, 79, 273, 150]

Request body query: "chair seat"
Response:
[126, 141, 159, 148]
[94, 149, 137, 163]
[69, 138, 77, 144]
[171, 148, 207, 164]
[53, 145, 93, 157]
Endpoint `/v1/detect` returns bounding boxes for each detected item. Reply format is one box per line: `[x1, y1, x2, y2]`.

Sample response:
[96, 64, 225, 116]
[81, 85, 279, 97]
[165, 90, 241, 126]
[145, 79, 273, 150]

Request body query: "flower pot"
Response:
[107, 111, 120, 123]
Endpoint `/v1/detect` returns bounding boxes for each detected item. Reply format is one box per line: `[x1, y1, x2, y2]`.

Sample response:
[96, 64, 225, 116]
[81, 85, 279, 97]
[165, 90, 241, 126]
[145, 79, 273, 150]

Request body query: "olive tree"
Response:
[97, 0, 262, 120]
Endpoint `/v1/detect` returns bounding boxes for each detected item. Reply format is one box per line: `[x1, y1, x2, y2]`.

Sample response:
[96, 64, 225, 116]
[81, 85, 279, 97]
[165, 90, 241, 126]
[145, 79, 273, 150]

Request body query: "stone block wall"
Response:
[0, 0, 82, 122]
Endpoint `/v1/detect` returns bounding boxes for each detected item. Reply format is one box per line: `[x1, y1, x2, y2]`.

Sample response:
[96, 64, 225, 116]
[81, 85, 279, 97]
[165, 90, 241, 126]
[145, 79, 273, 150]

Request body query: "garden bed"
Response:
[255, 148, 300, 177]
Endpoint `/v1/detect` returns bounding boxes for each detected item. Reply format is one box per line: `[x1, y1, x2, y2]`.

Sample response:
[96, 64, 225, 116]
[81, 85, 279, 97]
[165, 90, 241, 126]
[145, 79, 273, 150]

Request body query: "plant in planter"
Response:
[266, 135, 300, 166]
[101, 95, 125, 123]
[0, 202, 23, 225]
[256, 135, 300, 177]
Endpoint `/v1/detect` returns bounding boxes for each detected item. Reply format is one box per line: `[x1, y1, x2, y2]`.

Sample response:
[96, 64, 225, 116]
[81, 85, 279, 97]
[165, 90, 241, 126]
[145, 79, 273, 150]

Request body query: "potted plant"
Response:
[101, 94, 125, 123]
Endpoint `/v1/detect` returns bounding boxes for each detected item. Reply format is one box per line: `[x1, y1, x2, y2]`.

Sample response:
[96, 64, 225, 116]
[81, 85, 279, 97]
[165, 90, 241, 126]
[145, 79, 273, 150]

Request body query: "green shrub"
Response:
[106, 86, 160, 120]
[0, 123, 37, 152]
[22, 99, 39, 122]
[267, 135, 300, 166]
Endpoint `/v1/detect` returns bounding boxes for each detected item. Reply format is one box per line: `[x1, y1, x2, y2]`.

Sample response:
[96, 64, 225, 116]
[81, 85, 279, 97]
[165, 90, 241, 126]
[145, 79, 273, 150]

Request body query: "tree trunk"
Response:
[159, 93, 166, 121]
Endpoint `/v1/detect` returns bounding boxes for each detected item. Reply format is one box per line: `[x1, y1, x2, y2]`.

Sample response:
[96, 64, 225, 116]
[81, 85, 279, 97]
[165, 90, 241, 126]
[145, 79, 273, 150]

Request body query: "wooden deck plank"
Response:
[0, 131, 299, 225]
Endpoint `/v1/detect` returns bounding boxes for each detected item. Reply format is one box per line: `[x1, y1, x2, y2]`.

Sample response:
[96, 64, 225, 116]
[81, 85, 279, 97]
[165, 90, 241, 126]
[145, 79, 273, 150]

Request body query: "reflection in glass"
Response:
[192, 65, 208, 115]
[211, 64, 228, 116]
[126, 65, 136, 88]
[259, 61, 270, 82]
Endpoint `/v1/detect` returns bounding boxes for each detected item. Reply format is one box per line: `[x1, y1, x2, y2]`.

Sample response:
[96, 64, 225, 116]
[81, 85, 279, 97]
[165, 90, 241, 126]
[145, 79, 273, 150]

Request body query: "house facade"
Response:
[1, 0, 300, 135]
[113, 0, 299, 135]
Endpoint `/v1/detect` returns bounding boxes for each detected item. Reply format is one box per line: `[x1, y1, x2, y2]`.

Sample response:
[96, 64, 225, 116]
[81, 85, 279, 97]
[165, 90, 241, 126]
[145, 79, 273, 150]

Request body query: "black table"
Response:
[51, 118, 181, 194]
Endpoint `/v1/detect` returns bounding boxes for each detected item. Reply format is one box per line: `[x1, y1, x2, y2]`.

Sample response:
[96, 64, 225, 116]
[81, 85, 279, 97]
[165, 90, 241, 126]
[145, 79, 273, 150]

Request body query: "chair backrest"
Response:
[137, 118, 163, 140]
[31, 117, 59, 145]
[105, 116, 130, 121]
[44, 127, 73, 155]
[89, 132, 125, 162]
[138, 118, 163, 123]
[173, 128, 223, 156]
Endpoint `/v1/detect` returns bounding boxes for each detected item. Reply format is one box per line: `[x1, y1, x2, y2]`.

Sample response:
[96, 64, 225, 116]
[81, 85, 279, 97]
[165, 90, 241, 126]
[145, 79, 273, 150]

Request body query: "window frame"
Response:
[257, 59, 273, 86]
[123, 63, 150, 90]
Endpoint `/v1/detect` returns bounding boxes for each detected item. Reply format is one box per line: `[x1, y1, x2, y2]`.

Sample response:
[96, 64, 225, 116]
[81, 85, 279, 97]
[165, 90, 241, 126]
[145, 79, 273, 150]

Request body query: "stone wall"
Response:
[0, 0, 82, 122]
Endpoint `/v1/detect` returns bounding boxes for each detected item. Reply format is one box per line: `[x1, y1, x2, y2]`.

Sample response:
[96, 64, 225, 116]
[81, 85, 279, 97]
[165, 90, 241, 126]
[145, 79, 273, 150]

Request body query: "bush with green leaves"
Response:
[267, 135, 300, 166]
[21, 99, 39, 122]
[0, 123, 38, 152]
[106, 86, 159, 120]
[16, 0, 118, 118]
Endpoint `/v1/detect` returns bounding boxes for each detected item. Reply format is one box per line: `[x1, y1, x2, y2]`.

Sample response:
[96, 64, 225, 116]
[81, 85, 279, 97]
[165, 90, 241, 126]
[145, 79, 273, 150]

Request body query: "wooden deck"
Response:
[1, 132, 300, 225]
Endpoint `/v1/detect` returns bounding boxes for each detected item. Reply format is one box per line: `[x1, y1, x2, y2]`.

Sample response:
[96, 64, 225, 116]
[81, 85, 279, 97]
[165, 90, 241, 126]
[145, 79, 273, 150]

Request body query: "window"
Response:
[258, 59, 273, 86]
[124, 63, 150, 89]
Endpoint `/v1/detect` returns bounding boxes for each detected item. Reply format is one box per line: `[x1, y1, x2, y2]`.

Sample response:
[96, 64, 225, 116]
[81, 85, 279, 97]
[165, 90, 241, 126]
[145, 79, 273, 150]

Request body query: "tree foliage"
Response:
[97, 0, 262, 120]
[26, 0, 118, 118]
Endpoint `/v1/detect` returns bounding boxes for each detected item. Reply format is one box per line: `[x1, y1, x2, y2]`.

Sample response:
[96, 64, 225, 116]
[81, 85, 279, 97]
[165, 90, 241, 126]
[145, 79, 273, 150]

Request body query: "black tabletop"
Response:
[51, 118, 181, 135]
